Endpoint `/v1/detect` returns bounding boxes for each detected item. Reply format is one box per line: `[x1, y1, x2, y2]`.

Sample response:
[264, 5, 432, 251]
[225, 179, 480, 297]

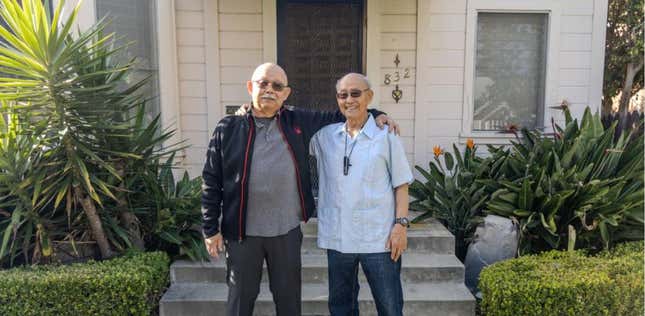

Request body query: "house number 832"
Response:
[384, 68, 410, 85]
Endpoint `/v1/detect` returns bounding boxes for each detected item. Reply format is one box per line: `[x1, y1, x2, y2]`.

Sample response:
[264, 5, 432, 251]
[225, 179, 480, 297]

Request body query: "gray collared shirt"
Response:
[309, 114, 413, 253]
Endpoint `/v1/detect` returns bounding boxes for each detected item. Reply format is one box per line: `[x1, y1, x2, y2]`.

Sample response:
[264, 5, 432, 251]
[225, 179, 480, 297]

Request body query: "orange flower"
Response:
[466, 138, 474, 149]
[433, 145, 444, 157]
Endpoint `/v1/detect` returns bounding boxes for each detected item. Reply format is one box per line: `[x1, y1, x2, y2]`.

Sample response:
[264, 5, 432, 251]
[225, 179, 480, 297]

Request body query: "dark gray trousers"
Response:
[224, 226, 302, 316]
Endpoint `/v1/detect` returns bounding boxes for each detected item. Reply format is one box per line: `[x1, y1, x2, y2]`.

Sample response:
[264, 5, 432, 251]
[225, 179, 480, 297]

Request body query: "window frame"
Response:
[460, 0, 561, 144]
[95, 0, 161, 119]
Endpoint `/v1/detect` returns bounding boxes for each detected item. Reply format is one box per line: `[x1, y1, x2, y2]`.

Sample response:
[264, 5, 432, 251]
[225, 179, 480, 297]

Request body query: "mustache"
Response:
[260, 94, 276, 100]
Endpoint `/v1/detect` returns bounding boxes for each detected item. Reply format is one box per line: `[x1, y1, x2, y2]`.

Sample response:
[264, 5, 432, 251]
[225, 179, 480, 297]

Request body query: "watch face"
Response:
[397, 217, 409, 226]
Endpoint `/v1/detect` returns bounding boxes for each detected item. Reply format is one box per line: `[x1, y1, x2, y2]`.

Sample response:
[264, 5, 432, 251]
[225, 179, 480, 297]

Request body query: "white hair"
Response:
[335, 73, 371, 91]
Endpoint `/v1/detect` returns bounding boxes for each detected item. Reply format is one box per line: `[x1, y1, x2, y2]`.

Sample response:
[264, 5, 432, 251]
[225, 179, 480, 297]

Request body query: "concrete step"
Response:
[160, 282, 476, 316]
[301, 219, 455, 255]
[171, 253, 464, 284]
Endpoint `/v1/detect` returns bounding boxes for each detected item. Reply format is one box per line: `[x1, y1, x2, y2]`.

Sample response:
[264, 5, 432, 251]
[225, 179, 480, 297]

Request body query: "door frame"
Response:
[262, 0, 381, 107]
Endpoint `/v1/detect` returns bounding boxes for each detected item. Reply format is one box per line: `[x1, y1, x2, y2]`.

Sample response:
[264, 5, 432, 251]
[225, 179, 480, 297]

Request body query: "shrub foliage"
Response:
[0, 251, 170, 316]
[0, 0, 207, 267]
[411, 106, 644, 256]
[480, 241, 644, 316]
[483, 107, 643, 253]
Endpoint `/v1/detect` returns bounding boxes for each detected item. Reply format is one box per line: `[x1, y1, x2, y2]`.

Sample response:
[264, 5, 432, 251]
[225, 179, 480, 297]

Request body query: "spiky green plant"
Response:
[0, 0, 163, 259]
[132, 155, 208, 261]
[484, 107, 644, 254]
[409, 143, 500, 260]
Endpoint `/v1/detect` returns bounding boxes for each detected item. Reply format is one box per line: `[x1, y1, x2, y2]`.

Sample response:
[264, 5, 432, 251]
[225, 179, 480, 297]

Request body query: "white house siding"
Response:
[176, 0, 422, 175]
[175, 0, 264, 176]
[558, 0, 599, 122]
[415, 0, 466, 167]
[175, 0, 209, 177]
[57, 0, 605, 177]
[379, 0, 418, 166]
[414, 0, 607, 167]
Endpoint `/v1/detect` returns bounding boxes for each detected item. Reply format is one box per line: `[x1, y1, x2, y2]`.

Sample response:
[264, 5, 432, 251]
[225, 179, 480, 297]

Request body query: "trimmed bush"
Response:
[0, 251, 169, 316]
[480, 241, 644, 316]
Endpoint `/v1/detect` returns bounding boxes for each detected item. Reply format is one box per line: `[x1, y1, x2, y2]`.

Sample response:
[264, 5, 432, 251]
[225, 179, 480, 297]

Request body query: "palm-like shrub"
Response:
[0, 109, 61, 266]
[0, 0, 208, 266]
[0, 0, 142, 259]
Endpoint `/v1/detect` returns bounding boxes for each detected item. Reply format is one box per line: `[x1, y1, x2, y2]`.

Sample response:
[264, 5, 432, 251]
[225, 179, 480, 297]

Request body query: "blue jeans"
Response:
[327, 250, 403, 316]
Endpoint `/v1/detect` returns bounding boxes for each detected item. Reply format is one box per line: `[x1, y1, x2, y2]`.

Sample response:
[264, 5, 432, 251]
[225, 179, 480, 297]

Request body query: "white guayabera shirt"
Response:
[310, 114, 413, 253]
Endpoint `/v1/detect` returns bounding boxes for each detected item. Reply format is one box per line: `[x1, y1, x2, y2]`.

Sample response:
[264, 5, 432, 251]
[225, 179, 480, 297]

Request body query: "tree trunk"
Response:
[619, 61, 645, 114]
[74, 186, 114, 259]
[115, 161, 145, 250]
[119, 207, 145, 250]
[601, 95, 614, 115]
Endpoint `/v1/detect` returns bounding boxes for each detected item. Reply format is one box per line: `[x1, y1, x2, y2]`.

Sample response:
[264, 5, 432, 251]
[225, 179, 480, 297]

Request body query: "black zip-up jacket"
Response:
[201, 105, 384, 240]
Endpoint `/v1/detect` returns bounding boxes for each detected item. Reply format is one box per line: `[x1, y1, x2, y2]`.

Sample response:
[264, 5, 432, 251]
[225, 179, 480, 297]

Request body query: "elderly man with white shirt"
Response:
[309, 73, 413, 316]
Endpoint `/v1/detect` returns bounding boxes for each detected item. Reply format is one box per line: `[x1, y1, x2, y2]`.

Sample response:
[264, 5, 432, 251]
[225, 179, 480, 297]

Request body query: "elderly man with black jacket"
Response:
[201, 63, 396, 316]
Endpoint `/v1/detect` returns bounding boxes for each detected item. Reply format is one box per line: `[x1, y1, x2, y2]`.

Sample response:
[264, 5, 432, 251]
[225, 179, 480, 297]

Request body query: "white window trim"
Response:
[365, 0, 381, 108]
[589, 0, 609, 112]
[156, 0, 182, 147]
[56, 0, 96, 32]
[204, 0, 222, 133]
[460, 0, 561, 144]
[55, 0, 181, 148]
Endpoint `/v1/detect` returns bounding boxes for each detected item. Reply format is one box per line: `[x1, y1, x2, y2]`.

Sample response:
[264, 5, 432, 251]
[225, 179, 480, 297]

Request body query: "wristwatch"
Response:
[394, 217, 410, 228]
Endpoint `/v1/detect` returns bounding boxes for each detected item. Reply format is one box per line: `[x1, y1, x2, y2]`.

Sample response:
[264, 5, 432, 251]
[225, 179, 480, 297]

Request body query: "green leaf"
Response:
[513, 209, 531, 217]
[444, 152, 454, 171]
[518, 178, 532, 210]
[1, 206, 22, 258]
[599, 222, 609, 249]
[159, 231, 183, 245]
[54, 185, 68, 209]
[540, 213, 557, 235]
[453, 144, 464, 169]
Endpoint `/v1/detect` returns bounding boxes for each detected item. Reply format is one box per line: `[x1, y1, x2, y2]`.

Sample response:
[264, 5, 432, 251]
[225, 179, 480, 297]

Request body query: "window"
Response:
[461, 0, 560, 143]
[95, 0, 159, 119]
[473, 13, 548, 131]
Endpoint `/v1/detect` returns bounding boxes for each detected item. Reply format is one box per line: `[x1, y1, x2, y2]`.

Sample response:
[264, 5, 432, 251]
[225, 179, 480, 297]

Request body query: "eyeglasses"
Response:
[253, 80, 288, 92]
[336, 89, 370, 100]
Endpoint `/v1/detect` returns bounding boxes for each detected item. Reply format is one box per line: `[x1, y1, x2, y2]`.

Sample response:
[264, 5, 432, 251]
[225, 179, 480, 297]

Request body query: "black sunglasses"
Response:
[336, 89, 370, 100]
[253, 80, 288, 92]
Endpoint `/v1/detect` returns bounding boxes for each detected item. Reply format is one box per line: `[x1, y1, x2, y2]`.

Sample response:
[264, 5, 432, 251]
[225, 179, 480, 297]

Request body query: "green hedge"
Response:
[480, 241, 644, 316]
[0, 251, 169, 316]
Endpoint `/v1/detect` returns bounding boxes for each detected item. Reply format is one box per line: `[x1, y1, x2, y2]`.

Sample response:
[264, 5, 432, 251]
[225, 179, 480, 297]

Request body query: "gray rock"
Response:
[464, 215, 519, 296]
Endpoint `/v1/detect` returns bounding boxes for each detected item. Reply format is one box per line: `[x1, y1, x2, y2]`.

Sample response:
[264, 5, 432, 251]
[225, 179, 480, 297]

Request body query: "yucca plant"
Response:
[0, 108, 47, 266]
[99, 104, 181, 253]
[0, 0, 156, 259]
[484, 107, 644, 254]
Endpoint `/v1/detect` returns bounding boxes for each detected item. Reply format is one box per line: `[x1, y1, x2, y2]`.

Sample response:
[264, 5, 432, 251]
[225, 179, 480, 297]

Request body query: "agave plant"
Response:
[0, 0, 161, 259]
[484, 107, 644, 254]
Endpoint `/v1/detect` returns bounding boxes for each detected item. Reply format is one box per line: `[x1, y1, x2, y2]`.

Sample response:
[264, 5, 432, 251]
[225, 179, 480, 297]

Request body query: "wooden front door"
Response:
[277, 0, 364, 111]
